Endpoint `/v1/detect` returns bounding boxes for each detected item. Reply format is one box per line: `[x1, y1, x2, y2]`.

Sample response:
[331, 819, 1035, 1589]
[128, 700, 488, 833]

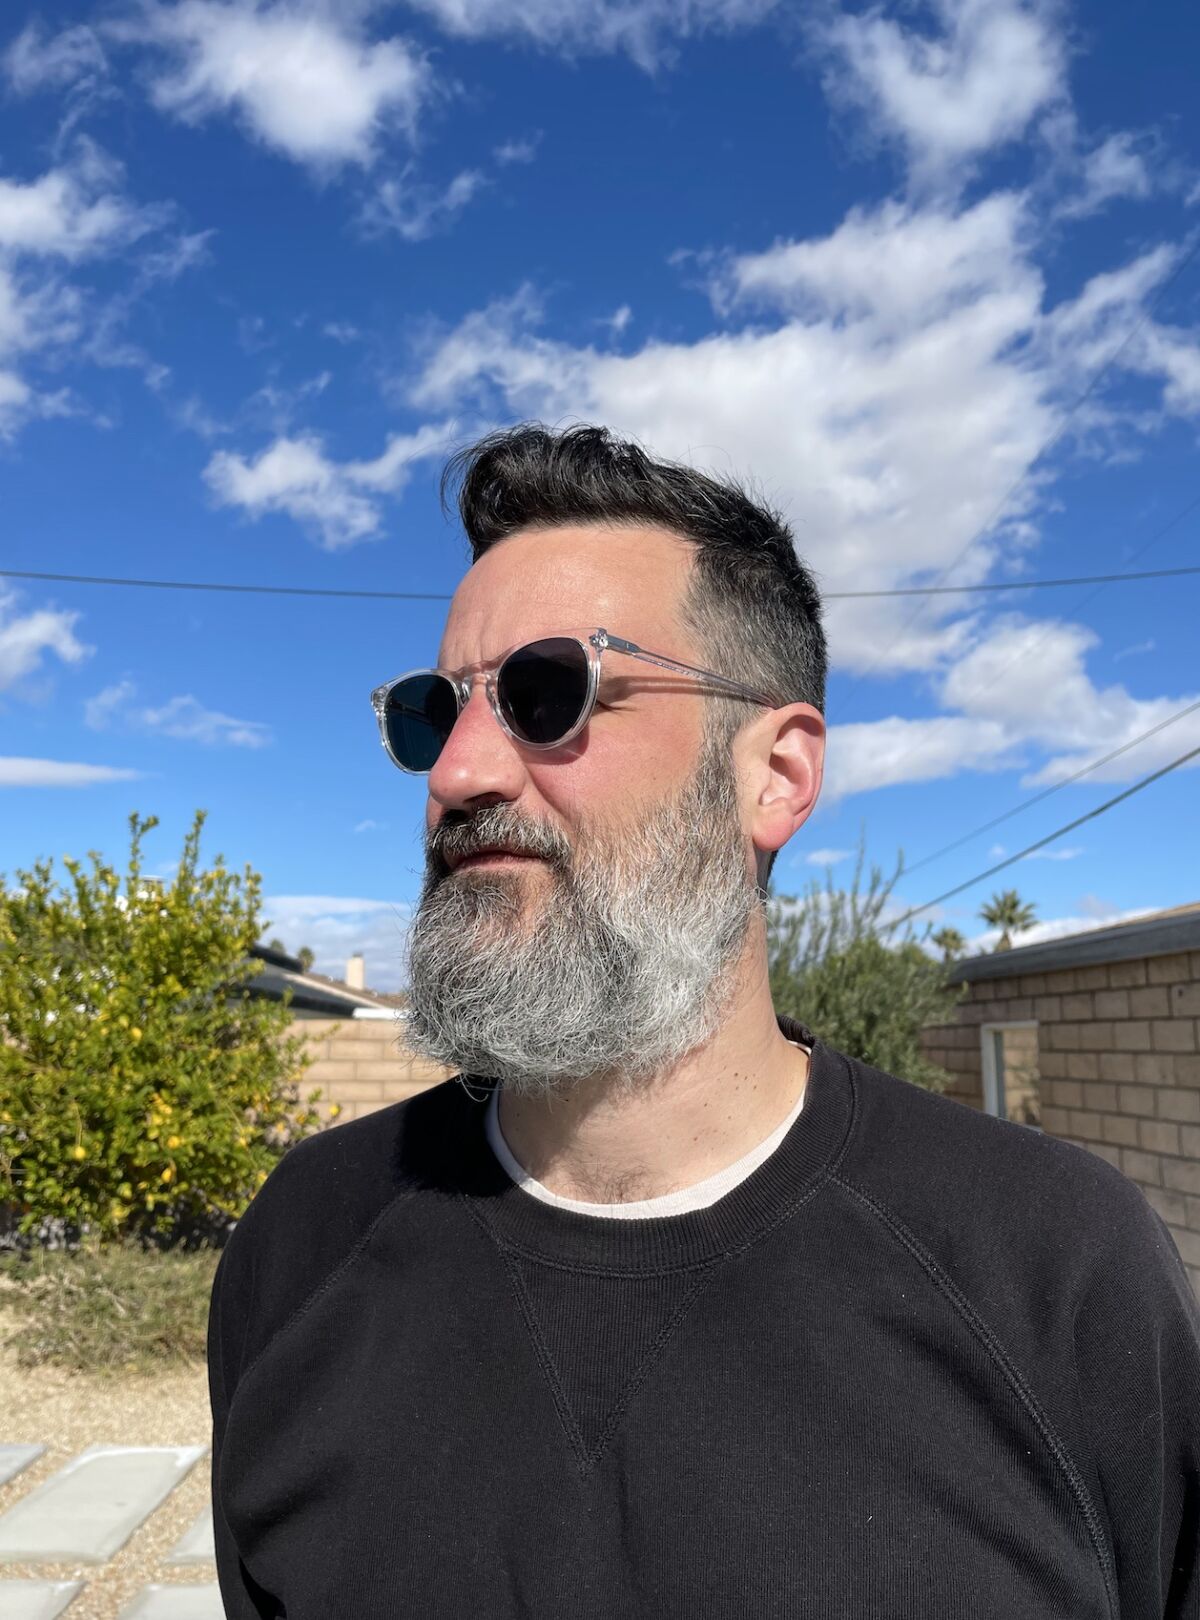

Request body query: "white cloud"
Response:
[0, 144, 160, 260]
[1020, 844, 1083, 861]
[938, 616, 1200, 785]
[84, 679, 271, 747]
[114, 2, 430, 170]
[204, 421, 453, 548]
[1114, 638, 1155, 662]
[0, 144, 175, 433]
[405, 224, 1057, 674]
[804, 848, 851, 866]
[363, 169, 486, 241]
[0, 589, 91, 691]
[1060, 131, 1154, 219]
[494, 134, 540, 166]
[141, 695, 272, 747]
[353, 818, 387, 833]
[405, 156, 1200, 681]
[403, 0, 780, 68]
[965, 905, 1155, 955]
[0, 756, 141, 787]
[3, 21, 108, 95]
[826, 612, 1200, 800]
[823, 714, 1014, 800]
[261, 894, 413, 991]
[84, 678, 136, 729]
[816, 0, 1066, 185]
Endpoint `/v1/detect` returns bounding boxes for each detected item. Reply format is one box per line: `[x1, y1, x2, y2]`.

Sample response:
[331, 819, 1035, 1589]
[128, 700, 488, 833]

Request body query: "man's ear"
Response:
[745, 703, 826, 872]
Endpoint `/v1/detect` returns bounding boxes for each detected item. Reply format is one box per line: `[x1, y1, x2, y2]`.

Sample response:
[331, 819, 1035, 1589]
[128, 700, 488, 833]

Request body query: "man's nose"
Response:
[427, 681, 526, 811]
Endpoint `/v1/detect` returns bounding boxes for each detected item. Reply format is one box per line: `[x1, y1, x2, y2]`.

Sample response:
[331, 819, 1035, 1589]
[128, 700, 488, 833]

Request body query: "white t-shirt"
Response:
[484, 1042, 810, 1220]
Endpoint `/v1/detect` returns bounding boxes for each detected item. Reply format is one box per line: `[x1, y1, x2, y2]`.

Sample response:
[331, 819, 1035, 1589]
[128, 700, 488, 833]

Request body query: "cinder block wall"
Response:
[923, 949, 1200, 1300]
[297, 1016, 454, 1123]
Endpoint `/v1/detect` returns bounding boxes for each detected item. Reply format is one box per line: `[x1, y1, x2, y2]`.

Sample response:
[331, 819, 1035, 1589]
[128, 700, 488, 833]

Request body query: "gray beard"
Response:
[402, 732, 762, 1099]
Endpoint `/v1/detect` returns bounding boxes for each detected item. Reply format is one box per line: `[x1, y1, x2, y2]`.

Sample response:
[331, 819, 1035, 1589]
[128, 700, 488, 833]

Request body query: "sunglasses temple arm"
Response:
[603, 635, 776, 708]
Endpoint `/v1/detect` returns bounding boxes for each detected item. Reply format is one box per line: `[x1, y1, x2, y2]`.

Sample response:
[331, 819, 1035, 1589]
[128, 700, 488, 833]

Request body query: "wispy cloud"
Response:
[403, 0, 781, 69]
[261, 894, 413, 991]
[494, 134, 540, 166]
[0, 756, 141, 787]
[85, 679, 271, 747]
[109, 2, 431, 172]
[204, 421, 454, 548]
[815, 0, 1066, 188]
[804, 848, 852, 866]
[362, 169, 487, 241]
[3, 21, 108, 96]
[0, 586, 91, 692]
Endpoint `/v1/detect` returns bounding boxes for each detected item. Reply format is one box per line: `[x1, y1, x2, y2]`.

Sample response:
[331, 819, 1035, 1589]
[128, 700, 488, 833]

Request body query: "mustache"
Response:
[426, 805, 572, 875]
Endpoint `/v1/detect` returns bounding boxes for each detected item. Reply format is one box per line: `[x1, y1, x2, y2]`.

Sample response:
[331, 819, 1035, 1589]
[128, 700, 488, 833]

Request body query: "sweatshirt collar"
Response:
[437, 1015, 857, 1272]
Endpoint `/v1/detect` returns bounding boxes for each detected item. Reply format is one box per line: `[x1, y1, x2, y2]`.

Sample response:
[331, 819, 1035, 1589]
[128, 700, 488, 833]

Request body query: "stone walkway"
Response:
[0, 1446, 220, 1618]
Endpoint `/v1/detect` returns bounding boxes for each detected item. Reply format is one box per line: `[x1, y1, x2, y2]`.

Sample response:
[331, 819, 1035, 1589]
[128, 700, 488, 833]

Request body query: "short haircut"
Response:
[443, 423, 827, 882]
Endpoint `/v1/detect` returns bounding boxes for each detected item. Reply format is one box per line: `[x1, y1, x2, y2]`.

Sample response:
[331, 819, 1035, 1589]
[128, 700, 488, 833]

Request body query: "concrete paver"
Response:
[117, 1585, 224, 1619]
[0, 1446, 46, 1487]
[0, 1445, 207, 1565]
[165, 1506, 214, 1566]
[0, 1580, 83, 1619]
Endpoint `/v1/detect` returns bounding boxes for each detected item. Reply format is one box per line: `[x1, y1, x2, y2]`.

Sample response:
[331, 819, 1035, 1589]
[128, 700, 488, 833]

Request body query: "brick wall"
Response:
[923, 948, 1200, 1300]
[297, 1016, 453, 1123]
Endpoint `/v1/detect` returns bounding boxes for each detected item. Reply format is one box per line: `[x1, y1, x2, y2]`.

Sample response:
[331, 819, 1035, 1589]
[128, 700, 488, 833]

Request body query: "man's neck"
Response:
[495, 972, 808, 1205]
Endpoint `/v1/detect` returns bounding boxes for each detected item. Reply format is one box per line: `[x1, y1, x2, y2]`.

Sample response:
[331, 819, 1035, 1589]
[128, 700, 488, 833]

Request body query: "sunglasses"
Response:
[370, 627, 777, 775]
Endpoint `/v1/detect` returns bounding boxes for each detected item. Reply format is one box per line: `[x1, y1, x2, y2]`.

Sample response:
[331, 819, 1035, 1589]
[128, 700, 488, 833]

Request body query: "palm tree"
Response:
[979, 890, 1037, 951]
[931, 926, 967, 963]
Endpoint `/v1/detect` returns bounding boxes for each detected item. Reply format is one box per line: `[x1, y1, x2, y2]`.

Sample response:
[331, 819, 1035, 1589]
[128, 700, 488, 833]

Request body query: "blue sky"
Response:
[1, 0, 1198, 988]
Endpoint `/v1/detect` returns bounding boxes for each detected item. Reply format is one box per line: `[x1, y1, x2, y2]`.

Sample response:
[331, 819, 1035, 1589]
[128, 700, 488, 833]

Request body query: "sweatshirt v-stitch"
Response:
[208, 1018, 1200, 1620]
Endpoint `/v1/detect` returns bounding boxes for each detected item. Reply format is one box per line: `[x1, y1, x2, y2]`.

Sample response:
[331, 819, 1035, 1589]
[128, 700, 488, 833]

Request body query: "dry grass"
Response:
[0, 1246, 218, 1375]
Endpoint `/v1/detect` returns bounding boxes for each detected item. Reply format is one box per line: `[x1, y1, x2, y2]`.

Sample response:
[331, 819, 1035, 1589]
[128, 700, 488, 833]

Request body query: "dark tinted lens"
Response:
[497, 638, 590, 745]
[383, 673, 459, 771]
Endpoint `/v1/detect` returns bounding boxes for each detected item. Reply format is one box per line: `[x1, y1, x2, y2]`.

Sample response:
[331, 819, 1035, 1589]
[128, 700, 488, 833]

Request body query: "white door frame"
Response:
[980, 1020, 1038, 1120]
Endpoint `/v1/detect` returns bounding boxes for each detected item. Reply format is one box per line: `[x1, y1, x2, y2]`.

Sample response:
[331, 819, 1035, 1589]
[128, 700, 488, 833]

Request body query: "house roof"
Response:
[246, 944, 409, 1017]
[949, 903, 1200, 983]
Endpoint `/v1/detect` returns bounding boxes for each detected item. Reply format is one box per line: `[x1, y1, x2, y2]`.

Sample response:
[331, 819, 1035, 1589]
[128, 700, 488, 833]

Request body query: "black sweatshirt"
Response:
[208, 1019, 1200, 1618]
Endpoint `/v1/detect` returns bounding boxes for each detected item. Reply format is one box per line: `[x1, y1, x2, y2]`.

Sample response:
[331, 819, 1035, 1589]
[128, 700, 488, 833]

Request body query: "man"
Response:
[209, 424, 1200, 1618]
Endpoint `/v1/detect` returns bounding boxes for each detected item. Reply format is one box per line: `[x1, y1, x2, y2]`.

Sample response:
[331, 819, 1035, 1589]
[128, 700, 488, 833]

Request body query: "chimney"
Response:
[345, 952, 366, 990]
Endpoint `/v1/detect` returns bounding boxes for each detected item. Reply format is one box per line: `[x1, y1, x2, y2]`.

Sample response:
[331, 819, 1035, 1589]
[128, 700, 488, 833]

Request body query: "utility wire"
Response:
[886, 741, 1200, 933]
[899, 696, 1200, 878]
[3, 562, 1200, 603]
[919, 487, 1200, 728]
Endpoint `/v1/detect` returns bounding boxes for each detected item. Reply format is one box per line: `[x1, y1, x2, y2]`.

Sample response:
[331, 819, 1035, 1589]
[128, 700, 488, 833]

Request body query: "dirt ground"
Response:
[0, 1305, 214, 1620]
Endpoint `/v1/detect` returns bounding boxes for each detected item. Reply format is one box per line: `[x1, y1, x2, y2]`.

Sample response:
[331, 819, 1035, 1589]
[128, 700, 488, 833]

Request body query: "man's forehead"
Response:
[438, 522, 694, 663]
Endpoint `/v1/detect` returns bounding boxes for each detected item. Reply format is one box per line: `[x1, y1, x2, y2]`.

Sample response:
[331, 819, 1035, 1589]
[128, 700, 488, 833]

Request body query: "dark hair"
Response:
[442, 423, 827, 881]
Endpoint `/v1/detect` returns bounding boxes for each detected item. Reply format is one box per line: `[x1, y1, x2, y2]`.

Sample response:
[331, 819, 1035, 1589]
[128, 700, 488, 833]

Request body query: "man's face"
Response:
[402, 523, 765, 1094]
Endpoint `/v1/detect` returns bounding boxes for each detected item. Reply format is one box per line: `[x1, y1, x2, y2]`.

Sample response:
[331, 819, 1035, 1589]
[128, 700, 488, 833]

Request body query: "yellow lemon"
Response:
[70, 1144, 87, 1161]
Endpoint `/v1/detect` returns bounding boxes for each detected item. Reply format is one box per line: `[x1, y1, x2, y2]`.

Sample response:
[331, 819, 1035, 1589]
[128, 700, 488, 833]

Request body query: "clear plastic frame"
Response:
[369, 626, 778, 775]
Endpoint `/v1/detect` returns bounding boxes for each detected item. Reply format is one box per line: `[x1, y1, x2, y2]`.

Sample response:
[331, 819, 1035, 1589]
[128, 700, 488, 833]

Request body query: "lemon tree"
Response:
[0, 812, 317, 1243]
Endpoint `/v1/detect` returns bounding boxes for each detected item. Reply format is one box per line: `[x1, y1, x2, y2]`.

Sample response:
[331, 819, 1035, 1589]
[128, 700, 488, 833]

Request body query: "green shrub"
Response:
[0, 1244, 218, 1374]
[0, 811, 318, 1243]
[768, 841, 963, 1091]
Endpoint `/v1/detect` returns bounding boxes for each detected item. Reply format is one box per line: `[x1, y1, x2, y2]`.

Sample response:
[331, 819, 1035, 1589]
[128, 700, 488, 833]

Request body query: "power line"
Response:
[887, 741, 1200, 933]
[0, 570, 455, 602]
[899, 696, 1200, 878]
[918, 486, 1200, 728]
[4, 561, 1200, 603]
[826, 563, 1200, 598]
